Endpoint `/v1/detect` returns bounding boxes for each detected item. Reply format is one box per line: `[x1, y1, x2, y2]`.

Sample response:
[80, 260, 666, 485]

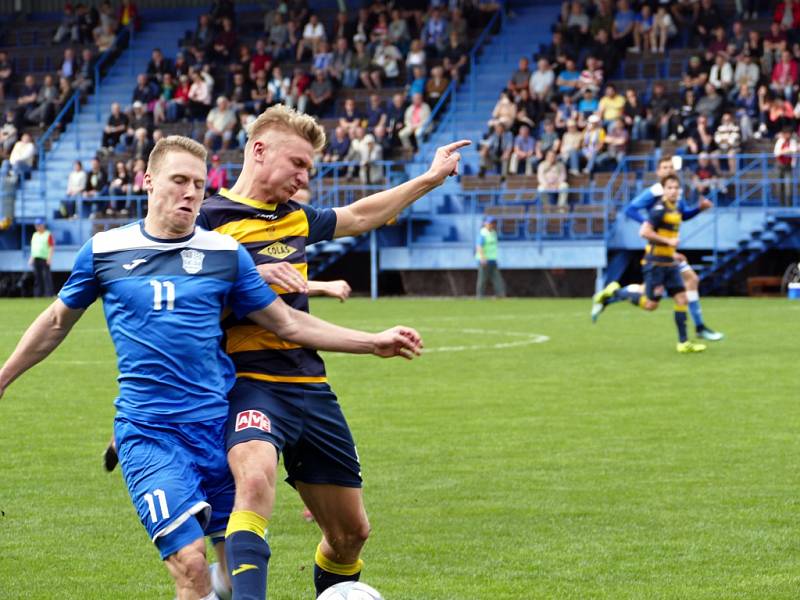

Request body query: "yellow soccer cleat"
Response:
[677, 340, 707, 353]
[591, 281, 621, 323]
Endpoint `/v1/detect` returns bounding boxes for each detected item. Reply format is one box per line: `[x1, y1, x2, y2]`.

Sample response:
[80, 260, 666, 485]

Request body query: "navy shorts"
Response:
[226, 378, 362, 489]
[114, 416, 234, 559]
[643, 263, 685, 301]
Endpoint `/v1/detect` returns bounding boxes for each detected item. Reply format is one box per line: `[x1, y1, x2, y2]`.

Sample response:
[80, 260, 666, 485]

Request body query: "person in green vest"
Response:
[29, 217, 54, 297]
[475, 215, 506, 298]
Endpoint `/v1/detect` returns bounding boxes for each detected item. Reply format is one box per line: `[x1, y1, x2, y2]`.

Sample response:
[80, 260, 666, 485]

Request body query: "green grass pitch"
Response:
[0, 296, 798, 599]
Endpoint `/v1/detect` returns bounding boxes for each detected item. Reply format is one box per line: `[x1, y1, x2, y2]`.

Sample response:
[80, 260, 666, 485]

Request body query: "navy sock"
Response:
[674, 307, 688, 342]
[225, 511, 270, 600]
[313, 544, 363, 597]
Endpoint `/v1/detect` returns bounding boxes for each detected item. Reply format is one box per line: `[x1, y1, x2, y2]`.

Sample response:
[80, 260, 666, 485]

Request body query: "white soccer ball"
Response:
[317, 581, 384, 600]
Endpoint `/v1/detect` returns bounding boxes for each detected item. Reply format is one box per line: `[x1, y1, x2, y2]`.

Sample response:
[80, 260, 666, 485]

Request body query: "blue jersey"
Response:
[58, 221, 276, 424]
[624, 182, 701, 224]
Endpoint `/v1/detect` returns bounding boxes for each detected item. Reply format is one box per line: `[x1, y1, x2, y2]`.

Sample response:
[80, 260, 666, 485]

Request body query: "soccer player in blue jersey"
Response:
[593, 173, 707, 353]
[0, 136, 423, 599]
[196, 104, 469, 599]
[592, 154, 724, 341]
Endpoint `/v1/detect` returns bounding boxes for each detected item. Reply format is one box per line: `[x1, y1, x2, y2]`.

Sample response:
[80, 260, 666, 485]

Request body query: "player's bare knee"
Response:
[169, 541, 210, 590]
[326, 521, 370, 557]
[683, 271, 699, 289]
[643, 300, 658, 311]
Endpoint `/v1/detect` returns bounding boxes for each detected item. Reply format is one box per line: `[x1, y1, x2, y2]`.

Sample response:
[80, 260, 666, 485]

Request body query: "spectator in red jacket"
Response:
[774, 0, 800, 31]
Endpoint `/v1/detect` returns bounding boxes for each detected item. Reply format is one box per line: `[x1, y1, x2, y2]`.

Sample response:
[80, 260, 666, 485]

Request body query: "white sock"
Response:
[686, 290, 699, 302]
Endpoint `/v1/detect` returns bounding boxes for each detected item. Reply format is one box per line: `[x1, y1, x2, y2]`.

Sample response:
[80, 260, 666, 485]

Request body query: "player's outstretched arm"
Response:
[247, 298, 422, 359]
[332, 140, 471, 238]
[0, 299, 85, 399]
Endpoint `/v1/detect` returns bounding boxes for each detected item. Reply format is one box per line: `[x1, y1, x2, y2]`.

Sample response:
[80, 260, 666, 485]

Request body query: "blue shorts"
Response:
[114, 416, 234, 559]
[226, 378, 362, 489]
[643, 263, 685, 301]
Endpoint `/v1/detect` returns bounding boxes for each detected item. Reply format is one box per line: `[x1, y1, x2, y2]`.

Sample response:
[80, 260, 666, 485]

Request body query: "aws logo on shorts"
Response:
[235, 410, 272, 433]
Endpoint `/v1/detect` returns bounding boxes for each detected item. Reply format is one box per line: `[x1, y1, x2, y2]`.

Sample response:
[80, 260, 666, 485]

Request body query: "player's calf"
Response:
[165, 538, 213, 599]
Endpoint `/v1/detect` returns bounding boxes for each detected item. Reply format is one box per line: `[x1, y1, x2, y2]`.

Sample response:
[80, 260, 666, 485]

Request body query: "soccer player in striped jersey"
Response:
[0, 136, 423, 599]
[593, 173, 707, 352]
[196, 104, 468, 599]
[593, 154, 724, 341]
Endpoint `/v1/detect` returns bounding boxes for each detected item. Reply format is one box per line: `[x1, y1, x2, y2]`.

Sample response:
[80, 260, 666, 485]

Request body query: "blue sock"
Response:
[314, 543, 363, 596]
[686, 290, 704, 330]
[674, 306, 688, 343]
[225, 511, 270, 600]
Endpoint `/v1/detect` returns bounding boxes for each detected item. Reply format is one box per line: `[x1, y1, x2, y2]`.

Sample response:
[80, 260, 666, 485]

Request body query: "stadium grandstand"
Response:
[0, 0, 798, 299]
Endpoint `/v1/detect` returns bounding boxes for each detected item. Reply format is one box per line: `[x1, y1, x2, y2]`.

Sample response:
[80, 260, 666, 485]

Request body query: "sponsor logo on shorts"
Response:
[235, 410, 272, 433]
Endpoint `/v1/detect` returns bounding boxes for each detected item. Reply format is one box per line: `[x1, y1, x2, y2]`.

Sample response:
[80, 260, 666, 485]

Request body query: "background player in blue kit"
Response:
[593, 155, 724, 341]
[0, 136, 423, 599]
[593, 174, 707, 353]
[197, 105, 469, 599]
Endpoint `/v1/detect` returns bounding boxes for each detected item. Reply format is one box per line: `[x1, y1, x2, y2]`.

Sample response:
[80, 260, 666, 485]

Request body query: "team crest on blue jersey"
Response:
[180, 249, 205, 274]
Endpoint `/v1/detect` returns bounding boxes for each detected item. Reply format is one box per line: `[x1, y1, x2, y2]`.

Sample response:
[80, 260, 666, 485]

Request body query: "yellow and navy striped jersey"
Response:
[642, 199, 681, 265]
[197, 188, 337, 383]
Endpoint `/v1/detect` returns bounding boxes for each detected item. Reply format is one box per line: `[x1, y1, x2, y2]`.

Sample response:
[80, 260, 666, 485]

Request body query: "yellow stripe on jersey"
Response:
[226, 325, 302, 353]
[237, 371, 329, 384]
[662, 211, 682, 225]
[219, 187, 277, 211]
[656, 228, 678, 237]
[216, 210, 311, 245]
[652, 245, 675, 257]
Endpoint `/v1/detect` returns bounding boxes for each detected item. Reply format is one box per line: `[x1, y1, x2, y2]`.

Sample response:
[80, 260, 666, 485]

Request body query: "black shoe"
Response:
[102, 441, 118, 472]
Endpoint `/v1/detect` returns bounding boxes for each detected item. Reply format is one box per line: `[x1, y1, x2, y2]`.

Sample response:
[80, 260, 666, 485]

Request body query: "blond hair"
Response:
[246, 104, 327, 152]
[147, 135, 207, 174]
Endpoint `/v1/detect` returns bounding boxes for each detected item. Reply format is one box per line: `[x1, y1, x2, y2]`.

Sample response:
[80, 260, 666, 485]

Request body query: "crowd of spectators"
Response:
[476, 0, 800, 208]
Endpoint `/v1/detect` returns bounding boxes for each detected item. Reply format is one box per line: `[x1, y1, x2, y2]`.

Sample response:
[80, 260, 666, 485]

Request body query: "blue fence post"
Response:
[369, 229, 378, 300]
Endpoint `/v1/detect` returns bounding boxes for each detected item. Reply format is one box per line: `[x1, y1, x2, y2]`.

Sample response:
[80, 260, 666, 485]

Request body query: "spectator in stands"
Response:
[338, 98, 363, 135]
[311, 40, 334, 74]
[350, 40, 372, 89]
[85, 158, 109, 218]
[707, 26, 728, 56]
[297, 13, 327, 61]
[323, 126, 351, 163]
[696, 83, 724, 126]
[204, 96, 236, 150]
[597, 84, 625, 127]
[691, 152, 725, 198]
[733, 51, 760, 96]
[422, 6, 448, 57]
[569, 114, 605, 175]
[686, 114, 716, 154]
[765, 92, 794, 135]
[450, 7, 469, 46]
[60, 48, 78, 83]
[774, 0, 800, 31]
[130, 158, 147, 199]
[762, 22, 787, 75]
[72, 47, 96, 95]
[577, 88, 599, 123]
[286, 67, 310, 114]
[206, 154, 228, 196]
[388, 9, 410, 52]
[101, 102, 128, 150]
[677, 88, 699, 137]
[487, 90, 517, 130]
[651, 5, 677, 54]
[623, 88, 647, 140]
[77, 3, 99, 44]
[125, 101, 153, 145]
[648, 81, 675, 144]
[475, 216, 505, 299]
[774, 126, 797, 206]
[590, 28, 621, 80]
[535, 118, 560, 159]
[369, 12, 390, 47]
[236, 110, 255, 149]
[590, 0, 613, 38]
[671, 0, 700, 26]
[0, 51, 12, 103]
[563, 1, 590, 47]
[28, 74, 58, 127]
[118, 0, 140, 32]
[152, 72, 177, 124]
[681, 55, 708, 96]
[131, 127, 154, 161]
[132, 73, 158, 109]
[406, 39, 427, 80]
[93, 12, 117, 52]
[1, 133, 35, 183]
[330, 37, 355, 87]
[266, 13, 290, 59]
[0, 110, 17, 158]
[554, 93, 579, 131]
[560, 118, 582, 163]
[509, 125, 535, 175]
[407, 66, 427, 100]
[346, 126, 382, 183]
[507, 57, 531, 97]
[714, 112, 741, 172]
[266, 66, 290, 106]
[399, 92, 430, 151]
[596, 118, 629, 170]
[529, 58, 554, 109]
[249, 39, 273, 81]
[612, 0, 636, 52]
[210, 16, 237, 64]
[537, 149, 568, 207]
[370, 37, 403, 88]
[56, 76, 72, 117]
[307, 69, 334, 116]
[770, 50, 798, 100]
[709, 52, 734, 96]
[365, 93, 387, 129]
[734, 83, 758, 139]
[62, 160, 87, 218]
[425, 66, 449, 105]
[386, 92, 407, 142]
[108, 160, 132, 215]
[16, 74, 39, 126]
[53, 3, 80, 44]
[146, 48, 173, 86]
[577, 56, 603, 96]
[187, 69, 212, 119]
[540, 29, 568, 69]
[514, 87, 539, 131]
[694, 0, 723, 44]
[555, 59, 579, 100]
[479, 122, 513, 177]
[249, 69, 269, 113]
[632, 4, 654, 54]
[442, 32, 468, 84]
